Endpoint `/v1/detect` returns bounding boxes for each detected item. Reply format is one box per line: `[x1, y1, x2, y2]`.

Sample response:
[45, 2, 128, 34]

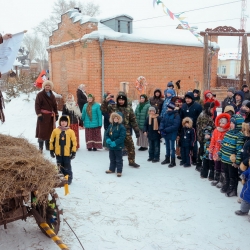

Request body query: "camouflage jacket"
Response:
[196, 111, 215, 143]
[100, 100, 140, 136]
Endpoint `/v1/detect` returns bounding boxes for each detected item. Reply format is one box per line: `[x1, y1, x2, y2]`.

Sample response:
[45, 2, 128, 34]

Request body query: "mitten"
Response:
[110, 141, 116, 147]
[50, 150, 55, 158]
[70, 152, 76, 159]
[209, 153, 213, 161]
[106, 138, 112, 144]
[38, 116, 43, 121]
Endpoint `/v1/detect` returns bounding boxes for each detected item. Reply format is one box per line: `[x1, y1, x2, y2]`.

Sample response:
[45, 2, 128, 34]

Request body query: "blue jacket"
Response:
[161, 97, 172, 117]
[105, 122, 126, 150]
[240, 168, 250, 203]
[82, 103, 102, 128]
[159, 110, 180, 140]
[143, 116, 161, 141]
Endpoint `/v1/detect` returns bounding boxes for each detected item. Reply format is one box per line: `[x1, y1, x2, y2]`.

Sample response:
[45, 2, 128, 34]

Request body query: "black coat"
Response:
[144, 116, 161, 140]
[180, 101, 202, 129]
[180, 127, 196, 147]
[243, 90, 250, 101]
[222, 97, 235, 112]
[77, 89, 87, 112]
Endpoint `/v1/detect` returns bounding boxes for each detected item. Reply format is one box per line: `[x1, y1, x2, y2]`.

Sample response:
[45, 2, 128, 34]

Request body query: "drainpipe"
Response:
[99, 36, 105, 98]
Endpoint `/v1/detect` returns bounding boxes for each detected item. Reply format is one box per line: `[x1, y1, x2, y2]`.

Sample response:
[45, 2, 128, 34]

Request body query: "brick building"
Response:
[48, 9, 218, 102]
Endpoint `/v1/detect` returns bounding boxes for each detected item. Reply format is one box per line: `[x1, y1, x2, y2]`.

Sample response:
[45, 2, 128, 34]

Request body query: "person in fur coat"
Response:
[179, 117, 196, 167]
[209, 113, 231, 187]
[105, 113, 126, 177]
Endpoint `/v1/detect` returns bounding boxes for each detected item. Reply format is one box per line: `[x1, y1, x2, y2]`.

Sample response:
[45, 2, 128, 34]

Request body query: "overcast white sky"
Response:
[1, 0, 249, 49]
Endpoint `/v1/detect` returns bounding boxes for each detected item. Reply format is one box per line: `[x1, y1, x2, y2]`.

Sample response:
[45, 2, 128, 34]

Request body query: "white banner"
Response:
[0, 31, 25, 74]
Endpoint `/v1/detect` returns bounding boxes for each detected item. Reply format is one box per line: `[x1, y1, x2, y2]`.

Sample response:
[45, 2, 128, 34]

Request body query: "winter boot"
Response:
[38, 139, 44, 153]
[235, 210, 248, 216]
[225, 178, 238, 197]
[161, 156, 170, 165]
[220, 174, 230, 193]
[45, 140, 50, 151]
[168, 157, 176, 168]
[211, 171, 220, 186]
[216, 172, 225, 188]
[129, 162, 140, 168]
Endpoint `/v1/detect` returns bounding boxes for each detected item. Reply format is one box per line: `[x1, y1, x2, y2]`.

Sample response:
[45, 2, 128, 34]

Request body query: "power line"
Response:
[133, 0, 242, 22]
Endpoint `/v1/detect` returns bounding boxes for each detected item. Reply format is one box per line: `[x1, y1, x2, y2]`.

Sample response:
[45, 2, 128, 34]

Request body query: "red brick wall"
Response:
[48, 13, 218, 103]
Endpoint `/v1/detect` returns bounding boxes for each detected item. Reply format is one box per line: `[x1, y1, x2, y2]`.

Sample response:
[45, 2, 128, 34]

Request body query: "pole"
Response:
[243, 34, 249, 87]
[203, 33, 209, 92]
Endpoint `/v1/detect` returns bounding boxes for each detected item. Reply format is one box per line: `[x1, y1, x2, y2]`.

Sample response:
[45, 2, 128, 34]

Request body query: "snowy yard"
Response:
[0, 93, 249, 250]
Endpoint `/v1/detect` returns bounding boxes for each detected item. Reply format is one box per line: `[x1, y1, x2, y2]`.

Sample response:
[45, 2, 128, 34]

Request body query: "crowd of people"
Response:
[34, 80, 250, 218]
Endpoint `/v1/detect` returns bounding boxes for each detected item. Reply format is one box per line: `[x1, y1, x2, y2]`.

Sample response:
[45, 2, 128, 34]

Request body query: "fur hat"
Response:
[224, 105, 235, 114]
[182, 117, 193, 128]
[167, 102, 176, 110]
[227, 87, 235, 94]
[109, 112, 123, 124]
[149, 106, 156, 113]
[167, 81, 174, 87]
[42, 80, 53, 89]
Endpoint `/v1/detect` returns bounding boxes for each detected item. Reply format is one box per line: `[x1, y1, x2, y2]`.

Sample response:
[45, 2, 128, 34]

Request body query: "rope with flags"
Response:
[153, 0, 203, 43]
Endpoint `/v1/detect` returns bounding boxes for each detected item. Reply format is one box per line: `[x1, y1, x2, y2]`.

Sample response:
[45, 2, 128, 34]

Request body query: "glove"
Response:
[136, 133, 140, 138]
[55, 116, 58, 121]
[209, 153, 213, 161]
[110, 141, 116, 147]
[106, 138, 112, 145]
[70, 152, 76, 159]
[38, 116, 43, 121]
[50, 150, 55, 158]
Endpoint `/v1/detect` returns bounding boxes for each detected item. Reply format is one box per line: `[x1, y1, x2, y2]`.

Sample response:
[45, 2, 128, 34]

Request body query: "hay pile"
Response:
[0, 134, 58, 204]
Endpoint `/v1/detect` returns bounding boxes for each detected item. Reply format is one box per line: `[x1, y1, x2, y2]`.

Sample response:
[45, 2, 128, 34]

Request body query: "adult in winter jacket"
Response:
[0, 90, 5, 123]
[62, 93, 82, 149]
[180, 92, 202, 164]
[209, 113, 231, 187]
[82, 94, 102, 151]
[144, 106, 161, 162]
[149, 89, 164, 115]
[221, 87, 235, 112]
[218, 114, 244, 197]
[159, 102, 181, 167]
[164, 81, 176, 98]
[193, 89, 203, 105]
[196, 102, 215, 171]
[203, 90, 220, 119]
[35, 80, 59, 152]
[101, 93, 140, 168]
[77, 84, 88, 112]
[135, 94, 150, 151]
[242, 84, 250, 101]
[105, 112, 126, 177]
[234, 91, 244, 114]
[244, 102, 250, 123]
[50, 115, 76, 185]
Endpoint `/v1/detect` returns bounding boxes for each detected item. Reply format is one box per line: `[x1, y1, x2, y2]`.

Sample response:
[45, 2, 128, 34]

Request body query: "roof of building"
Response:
[100, 14, 133, 23]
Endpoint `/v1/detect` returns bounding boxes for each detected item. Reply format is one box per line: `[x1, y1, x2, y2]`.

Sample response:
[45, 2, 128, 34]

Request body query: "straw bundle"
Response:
[0, 134, 58, 204]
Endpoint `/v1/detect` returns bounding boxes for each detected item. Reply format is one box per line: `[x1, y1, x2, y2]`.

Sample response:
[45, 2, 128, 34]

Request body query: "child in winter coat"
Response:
[200, 126, 214, 180]
[159, 102, 180, 167]
[105, 113, 126, 177]
[235, 168, 250, 217]
[179, 117, 196, 167]
[203, 90, 220, 120]
[209, 113, 231, 187]
[161, 89, 175, 118]
[143, 106, 161, 163]
[50, 115, 77, 185]
[218, 114, 244, 197]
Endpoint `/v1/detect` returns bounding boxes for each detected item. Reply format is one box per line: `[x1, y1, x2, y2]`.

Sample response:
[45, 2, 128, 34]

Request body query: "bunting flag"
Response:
[154, 1, 203, 43]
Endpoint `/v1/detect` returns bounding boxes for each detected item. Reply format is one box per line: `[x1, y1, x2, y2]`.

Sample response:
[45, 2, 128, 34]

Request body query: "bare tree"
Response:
[22, 34, 40, 61]
[35, 0, 100, 37]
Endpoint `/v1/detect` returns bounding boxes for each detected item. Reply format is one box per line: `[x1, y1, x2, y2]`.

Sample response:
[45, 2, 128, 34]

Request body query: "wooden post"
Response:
[243, 34, 249, 87]
[202, 33, 209, 92]
[240, 35, 245, 87]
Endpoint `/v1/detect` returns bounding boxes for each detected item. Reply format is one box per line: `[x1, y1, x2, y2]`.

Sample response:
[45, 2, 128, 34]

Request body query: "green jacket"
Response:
[135, 101, 150, 130]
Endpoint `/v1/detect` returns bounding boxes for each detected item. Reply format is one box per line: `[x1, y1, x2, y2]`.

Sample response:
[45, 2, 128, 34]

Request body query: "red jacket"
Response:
[209, 113, 230, 161]
[203, 90, 220, 118]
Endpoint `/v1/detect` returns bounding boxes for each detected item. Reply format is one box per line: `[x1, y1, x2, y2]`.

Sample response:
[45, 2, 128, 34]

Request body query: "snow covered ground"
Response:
[0, 92, 250, 250]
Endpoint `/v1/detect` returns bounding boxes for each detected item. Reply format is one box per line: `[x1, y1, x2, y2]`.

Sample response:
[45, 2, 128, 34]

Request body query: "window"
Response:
[118, 20, 120, 32]
[128, 22, 131, 34]
[221, 66, 226, 74]
[217, 67, 220, 74]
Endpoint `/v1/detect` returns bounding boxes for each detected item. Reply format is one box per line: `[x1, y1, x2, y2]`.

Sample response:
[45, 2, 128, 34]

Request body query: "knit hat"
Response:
[242, 100, 250, 106]
[167, 102, 176, 110]
[167, 81, 174, 87]
[224, 105, 235, 114]
[193, 89, 200, 94]
[246, 102, 250, 109]
[149, 106, 156, 113]
[185, 92, 194, 100]
[227, 87, 235, 94]
[166, 89, 175, 96]
[117, 95, 126, 100]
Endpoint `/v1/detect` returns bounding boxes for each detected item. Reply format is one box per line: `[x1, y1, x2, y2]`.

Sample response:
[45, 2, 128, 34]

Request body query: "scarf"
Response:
[57, 126, 69, 131]
[149, 114, 159, 130]
[65, 101, 82, 118]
